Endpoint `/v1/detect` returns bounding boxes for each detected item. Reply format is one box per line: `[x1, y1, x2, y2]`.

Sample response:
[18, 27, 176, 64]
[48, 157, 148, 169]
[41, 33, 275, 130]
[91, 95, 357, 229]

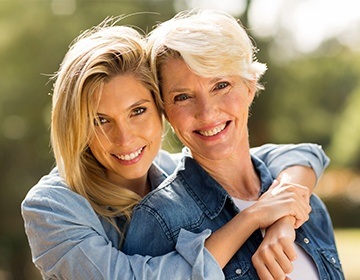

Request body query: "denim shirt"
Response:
[123, 151, 344, 280]
[22, 144, 330, 279]
[22, 150, 224, 280]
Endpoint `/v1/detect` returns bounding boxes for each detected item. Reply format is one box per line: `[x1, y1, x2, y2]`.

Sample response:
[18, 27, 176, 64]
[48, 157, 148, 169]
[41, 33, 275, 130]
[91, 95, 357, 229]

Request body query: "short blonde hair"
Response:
[147, 9, 267, 93]
[50, 18, 161, 234]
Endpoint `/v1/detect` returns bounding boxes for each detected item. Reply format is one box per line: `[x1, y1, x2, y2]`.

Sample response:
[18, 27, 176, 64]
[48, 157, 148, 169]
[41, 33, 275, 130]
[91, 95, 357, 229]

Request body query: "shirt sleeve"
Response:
[123, 204, 224, 280]
[250, 143, 330, 179]
[21, 184, 223, 280]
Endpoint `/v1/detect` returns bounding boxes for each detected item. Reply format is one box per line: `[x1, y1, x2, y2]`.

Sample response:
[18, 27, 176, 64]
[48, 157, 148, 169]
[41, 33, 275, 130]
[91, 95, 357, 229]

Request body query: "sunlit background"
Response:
[1, 0, 359, 279]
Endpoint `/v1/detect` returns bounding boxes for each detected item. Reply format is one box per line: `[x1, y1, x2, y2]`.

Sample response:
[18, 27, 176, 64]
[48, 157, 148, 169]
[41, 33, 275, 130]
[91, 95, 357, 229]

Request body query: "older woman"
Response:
[123, 10, 344, 280]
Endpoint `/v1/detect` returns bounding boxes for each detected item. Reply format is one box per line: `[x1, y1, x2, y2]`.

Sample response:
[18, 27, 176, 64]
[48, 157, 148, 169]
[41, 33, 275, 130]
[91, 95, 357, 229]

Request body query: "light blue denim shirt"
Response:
[123, 147, 344, 280]
[22, 144, 329, 279]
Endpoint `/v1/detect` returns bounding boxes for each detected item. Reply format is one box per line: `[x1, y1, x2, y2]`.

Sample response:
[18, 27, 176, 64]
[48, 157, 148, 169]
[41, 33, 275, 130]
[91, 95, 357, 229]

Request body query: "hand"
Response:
[274, 180, 310, 228]
[246, 180, 311, 230]
[252, 216, 297, 280]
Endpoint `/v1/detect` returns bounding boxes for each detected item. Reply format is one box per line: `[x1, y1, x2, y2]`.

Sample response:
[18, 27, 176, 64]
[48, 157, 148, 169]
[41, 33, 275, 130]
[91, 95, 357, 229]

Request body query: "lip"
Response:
[111, 146, 145, 165]
[194, 121, 231, 139]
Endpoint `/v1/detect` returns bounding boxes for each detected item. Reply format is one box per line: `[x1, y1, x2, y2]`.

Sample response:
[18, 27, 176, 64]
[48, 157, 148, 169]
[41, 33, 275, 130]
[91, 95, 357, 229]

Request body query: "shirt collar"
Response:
[148, 163, 169, 191]
[177, 148, 274, 218]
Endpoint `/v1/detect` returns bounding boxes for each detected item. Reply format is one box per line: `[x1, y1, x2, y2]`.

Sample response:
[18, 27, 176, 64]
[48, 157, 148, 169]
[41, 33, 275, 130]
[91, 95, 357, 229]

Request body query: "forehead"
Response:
[95, 74, 153, 111]
[160, 57, 208, 85]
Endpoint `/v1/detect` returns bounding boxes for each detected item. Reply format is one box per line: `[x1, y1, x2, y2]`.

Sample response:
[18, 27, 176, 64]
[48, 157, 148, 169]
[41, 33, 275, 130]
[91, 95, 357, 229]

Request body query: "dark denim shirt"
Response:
[123, 153, 344, 280]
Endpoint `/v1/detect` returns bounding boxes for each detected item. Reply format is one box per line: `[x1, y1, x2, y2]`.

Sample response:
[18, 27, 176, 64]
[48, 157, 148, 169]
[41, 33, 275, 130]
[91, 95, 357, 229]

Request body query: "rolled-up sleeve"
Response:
[250, 143, 330, 180]
[125, 229, 224, 280]
[176, 229, 224, 280]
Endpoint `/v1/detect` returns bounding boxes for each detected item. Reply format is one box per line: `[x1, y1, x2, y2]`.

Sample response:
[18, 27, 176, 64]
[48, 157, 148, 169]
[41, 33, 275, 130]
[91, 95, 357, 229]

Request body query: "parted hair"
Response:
[146, 9, 267, 94]
[50, 18, 161, 234]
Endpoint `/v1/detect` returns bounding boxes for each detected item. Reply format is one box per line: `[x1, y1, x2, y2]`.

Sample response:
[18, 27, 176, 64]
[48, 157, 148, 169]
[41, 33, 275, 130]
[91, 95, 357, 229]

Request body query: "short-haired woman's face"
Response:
[161, 58, 255, 162]
[89, 74, 162, 188]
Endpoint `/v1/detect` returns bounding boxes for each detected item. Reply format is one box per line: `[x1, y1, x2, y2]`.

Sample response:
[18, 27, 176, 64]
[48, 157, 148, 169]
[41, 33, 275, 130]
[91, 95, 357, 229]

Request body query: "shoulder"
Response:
[134, 170, 201, 226]
[153, 149, 183, 176]
[138, 171, 188, 210]
[21, 167, 94, 220]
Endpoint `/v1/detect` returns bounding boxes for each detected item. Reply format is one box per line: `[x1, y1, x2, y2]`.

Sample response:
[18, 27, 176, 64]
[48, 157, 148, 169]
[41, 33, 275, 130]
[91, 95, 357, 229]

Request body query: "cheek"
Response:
[145, 115, 163, 146]
[89, 133, 108, 156]
[165, 104, 188, 127]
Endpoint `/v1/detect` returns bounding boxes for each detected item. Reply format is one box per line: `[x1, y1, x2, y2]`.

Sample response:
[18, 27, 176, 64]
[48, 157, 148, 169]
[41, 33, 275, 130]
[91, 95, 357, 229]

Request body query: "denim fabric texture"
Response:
[22, 144, 331, 279]
[21, 150, 223, 280]
[123, 149, 344, 280]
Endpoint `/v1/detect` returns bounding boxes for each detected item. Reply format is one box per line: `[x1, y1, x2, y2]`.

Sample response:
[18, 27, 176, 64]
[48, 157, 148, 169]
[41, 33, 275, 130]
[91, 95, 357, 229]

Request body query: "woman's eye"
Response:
[174, 94, 189, 102]
[131, 107, 146, 116]
[215, 82, 229, 90]
[94, 116, 108, 126]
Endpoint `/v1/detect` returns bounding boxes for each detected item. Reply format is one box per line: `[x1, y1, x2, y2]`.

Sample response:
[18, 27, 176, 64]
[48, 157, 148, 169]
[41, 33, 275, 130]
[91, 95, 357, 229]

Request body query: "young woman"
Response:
[22, 18, 329, 279]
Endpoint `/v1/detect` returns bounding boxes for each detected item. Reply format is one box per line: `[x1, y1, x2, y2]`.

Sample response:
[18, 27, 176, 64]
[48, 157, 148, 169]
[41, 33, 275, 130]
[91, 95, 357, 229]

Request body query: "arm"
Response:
[21, 180, 223, 280]
[250, 143, 330, 182]
[204, 180, 311, 269]
[251, 143, 330, 279]
[124, 144, 319, 277]
[124, 180, 309, 273]
[207, 144, 327, 278]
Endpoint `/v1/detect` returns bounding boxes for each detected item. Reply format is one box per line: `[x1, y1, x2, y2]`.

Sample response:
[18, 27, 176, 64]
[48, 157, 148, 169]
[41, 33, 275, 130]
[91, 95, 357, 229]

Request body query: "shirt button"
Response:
[331, 257, 336, 264]
[235, 268, 242, 275]
[303, 237, 310, 244]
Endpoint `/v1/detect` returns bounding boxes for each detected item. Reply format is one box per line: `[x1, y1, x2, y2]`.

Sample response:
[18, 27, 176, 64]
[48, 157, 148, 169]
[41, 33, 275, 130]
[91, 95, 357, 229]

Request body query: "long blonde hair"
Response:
[50, 18, 161, 234]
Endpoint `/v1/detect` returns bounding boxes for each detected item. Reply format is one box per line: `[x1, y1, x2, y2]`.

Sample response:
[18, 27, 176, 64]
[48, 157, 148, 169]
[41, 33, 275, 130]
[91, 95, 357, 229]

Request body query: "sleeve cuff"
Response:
[176, 228, 224, 280]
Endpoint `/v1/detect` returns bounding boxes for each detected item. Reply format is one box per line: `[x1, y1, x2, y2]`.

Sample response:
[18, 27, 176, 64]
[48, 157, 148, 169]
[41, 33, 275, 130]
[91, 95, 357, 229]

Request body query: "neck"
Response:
[107, 172, 150, 198]
[193, 149, 261, 200]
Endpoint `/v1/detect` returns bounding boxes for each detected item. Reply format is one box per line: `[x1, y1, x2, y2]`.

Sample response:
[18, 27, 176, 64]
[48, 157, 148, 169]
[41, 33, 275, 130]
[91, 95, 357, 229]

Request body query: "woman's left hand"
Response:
[252, 216, 297, 280]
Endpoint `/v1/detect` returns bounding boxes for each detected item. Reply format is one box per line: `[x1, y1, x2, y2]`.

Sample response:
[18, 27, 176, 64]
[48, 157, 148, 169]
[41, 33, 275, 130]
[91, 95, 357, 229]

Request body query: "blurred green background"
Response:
[1, 0, 359, 279]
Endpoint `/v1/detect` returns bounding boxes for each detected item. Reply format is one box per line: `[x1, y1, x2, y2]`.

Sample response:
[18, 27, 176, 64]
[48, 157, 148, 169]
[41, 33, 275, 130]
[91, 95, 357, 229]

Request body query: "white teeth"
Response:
[198, 123, 226, 136]
[116, 147, 143, 161]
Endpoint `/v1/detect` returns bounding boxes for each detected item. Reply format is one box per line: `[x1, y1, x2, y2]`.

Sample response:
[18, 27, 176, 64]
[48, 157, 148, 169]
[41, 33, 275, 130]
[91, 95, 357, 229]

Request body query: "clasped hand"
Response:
[249, 180, 311, 280]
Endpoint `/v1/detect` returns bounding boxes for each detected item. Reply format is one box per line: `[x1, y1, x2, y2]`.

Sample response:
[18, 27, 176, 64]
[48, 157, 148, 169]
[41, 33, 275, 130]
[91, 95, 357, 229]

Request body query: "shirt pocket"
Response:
[223, 260, 255, 280]
[319, 248, 345, 280]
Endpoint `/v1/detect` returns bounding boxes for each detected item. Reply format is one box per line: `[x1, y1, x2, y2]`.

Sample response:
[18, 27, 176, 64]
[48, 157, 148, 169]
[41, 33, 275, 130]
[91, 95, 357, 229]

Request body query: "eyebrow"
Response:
[96, 98, 151, 116]
[168, 87, 190, 95]
[127, 98, 151, 110]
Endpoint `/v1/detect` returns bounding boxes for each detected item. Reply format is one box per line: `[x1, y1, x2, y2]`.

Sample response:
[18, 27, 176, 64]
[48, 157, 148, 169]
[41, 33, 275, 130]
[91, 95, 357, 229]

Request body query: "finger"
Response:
[269, 179, 281, 191]
[293, 193, 311, 227]
[280, 182, 310, 203]
[283, 241, 297, 262]
[263, 258, 287, 280]
[253, 244, 291, 280]
[253, 255, 277, 280]
[275, 244, 296, 274]
[266, 240, 295, 275]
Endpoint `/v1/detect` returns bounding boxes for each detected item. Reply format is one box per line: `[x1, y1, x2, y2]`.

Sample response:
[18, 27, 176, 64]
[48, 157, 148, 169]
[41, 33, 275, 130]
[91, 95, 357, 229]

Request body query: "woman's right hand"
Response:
[246, 180, 311, 230]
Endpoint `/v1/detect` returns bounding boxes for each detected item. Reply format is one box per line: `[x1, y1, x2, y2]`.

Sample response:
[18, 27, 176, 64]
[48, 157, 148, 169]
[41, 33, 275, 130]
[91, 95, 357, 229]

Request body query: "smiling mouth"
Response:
[196, 122, 229, 136]
[112, 147, 144, 161]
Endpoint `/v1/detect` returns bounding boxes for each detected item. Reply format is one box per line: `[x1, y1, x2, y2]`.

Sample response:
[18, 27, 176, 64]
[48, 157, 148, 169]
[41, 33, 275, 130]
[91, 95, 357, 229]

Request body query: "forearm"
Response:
[205, 180, 311, 269]
[276, 165, 317, 193]
[252, 168, 315, 279]
[251, 143, 330, 182]
[205, 209, 258, 268]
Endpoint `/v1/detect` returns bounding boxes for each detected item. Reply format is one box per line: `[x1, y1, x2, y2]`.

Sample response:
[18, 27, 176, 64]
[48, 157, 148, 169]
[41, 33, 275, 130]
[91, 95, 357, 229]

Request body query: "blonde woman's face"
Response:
[89, 74, 162, 191]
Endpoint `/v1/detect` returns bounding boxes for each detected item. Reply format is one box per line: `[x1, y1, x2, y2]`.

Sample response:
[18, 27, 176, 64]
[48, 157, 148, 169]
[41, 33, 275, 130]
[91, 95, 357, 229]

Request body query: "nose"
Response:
[109, 123, 135, 146]
[195, 95, 219, 121]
